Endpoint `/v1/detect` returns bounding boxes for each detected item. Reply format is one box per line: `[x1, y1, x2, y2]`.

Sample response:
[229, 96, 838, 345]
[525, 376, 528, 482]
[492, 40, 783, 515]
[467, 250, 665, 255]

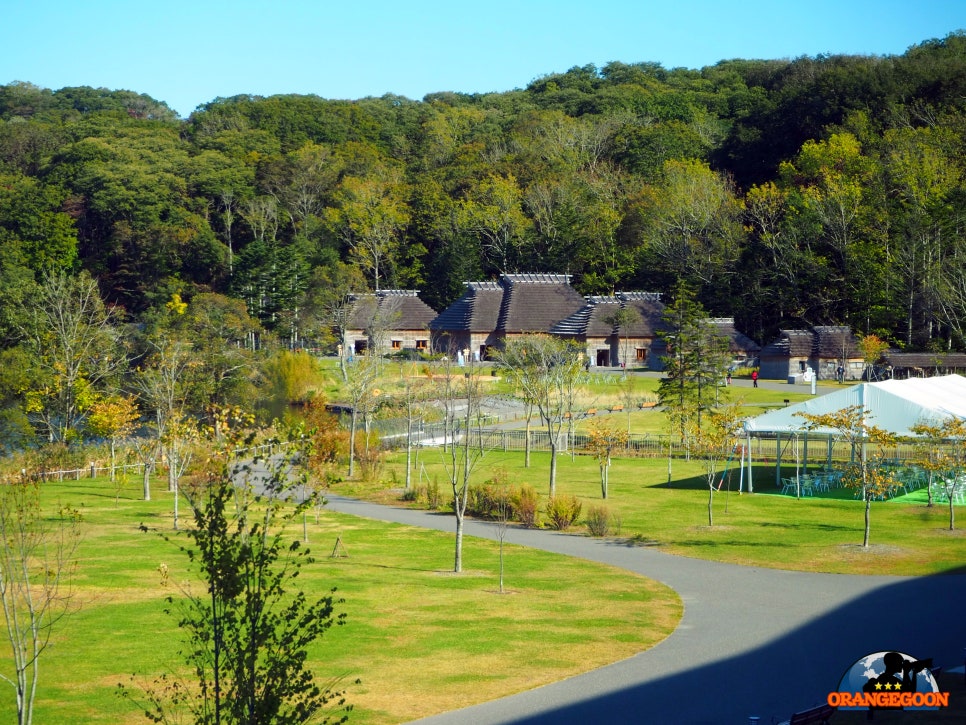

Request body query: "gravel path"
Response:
[323, 494, 966, 725]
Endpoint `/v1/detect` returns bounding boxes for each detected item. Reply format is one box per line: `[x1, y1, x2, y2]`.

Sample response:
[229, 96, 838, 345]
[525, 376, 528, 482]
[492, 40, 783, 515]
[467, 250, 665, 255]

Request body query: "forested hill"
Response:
[2, 31, 966, 349]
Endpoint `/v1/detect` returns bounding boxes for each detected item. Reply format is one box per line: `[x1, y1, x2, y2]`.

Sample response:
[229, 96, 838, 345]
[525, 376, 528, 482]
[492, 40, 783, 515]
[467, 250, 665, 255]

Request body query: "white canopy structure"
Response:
[741, 375, 966, 491]
[744, 374, 966, 437]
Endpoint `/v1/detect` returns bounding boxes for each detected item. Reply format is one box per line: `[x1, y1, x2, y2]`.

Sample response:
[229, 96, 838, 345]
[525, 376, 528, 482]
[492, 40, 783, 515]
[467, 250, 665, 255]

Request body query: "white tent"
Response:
[744, 374, 966, 437]
[741, 375, 966, 490]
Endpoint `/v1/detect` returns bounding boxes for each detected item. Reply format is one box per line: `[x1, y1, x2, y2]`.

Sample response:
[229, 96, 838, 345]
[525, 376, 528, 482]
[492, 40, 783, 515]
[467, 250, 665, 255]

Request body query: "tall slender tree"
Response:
[0, 473, 80, 725]
[16, 270, 122, 444]
[495, 335, 584, 497]
[657, 283, 730, 436]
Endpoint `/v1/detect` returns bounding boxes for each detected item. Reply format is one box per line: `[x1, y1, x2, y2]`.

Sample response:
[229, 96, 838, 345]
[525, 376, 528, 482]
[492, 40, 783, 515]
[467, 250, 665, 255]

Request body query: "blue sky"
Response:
[4, 1, 963, 118]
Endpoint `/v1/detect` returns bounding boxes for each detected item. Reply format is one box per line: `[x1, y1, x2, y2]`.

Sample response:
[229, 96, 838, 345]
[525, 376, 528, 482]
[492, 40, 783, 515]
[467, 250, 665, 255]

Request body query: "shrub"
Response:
[610, 509, 623, 537]
[513, 484, 539, 528]
[467, 482, 498, 517]
[426, 477, 442, 510]
[467, 469, 511, 518]
[585, 504, 611, 537]
[546, 495, 582, 531]
[400, 487, 419, 502]
[358, 441, 384, 481]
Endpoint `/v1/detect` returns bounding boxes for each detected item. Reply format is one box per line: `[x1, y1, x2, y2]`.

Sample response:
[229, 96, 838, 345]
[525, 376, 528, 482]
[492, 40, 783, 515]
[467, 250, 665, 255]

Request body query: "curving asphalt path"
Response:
[323, 494, 966, 725]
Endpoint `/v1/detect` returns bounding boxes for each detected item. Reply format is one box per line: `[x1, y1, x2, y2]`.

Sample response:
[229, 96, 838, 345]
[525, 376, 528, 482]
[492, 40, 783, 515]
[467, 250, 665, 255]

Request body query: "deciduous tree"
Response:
[127, 415, 353, 724]
[0, 473, 80, 725]
[434, 353, 489, 573]
[16, 270, 122, 444]
[495, 335, 584, 497]
[86, 393, 139, 482]
[343, 352, 381, 479]
[799, 405, 898, 547]
[911, 418, 966, 531]
[329, 167, 409, 291]
[586, 419, 628, 499]
[689, 403, 742, 526]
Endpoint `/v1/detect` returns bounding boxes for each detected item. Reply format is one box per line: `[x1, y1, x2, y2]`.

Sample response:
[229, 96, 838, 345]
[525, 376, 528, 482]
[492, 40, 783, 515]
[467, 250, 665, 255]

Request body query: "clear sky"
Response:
[4, 1, 963, 118]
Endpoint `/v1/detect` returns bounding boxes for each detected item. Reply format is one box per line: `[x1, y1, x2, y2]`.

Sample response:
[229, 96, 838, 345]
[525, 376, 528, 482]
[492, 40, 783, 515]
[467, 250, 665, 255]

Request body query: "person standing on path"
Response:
[751, 369, 758, 387]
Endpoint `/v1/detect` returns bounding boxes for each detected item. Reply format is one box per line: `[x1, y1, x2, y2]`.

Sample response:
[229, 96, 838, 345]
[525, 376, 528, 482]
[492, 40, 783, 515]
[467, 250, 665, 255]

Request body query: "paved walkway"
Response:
[324, 494, 966, 725]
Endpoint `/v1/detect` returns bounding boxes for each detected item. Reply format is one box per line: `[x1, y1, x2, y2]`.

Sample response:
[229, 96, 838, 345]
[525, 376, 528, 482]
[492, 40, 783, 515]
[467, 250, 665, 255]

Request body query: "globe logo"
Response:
[829, 651, 947, 712]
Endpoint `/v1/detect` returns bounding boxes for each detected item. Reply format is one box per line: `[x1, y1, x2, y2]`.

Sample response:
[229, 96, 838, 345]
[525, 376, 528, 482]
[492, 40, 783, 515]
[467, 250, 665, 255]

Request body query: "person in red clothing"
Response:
[751, 369, 758, 387]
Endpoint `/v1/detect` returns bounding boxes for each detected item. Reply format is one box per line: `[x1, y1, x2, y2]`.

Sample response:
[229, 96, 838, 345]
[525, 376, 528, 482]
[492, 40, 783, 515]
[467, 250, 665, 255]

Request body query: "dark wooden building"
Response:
[430, 273, 586, 359]
[550, 292, 668, 369]
[343, 290, 437, 356]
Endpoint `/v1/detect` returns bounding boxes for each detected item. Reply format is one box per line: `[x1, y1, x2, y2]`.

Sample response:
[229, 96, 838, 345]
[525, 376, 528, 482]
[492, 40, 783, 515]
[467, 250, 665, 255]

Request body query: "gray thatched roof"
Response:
[760, 326, 859, 359]
[347, 290, 437, 330]
[882, 350, 966, 373]
[710, 318, 762, 354]
[431, 274, 585, 335]
[550, 292, 666, 338]
[428, 281, 502, 333]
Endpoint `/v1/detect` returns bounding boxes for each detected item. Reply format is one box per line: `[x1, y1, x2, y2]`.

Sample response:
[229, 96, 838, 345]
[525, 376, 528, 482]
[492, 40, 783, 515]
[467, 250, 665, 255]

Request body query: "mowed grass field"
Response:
[344, 441, 966, 577]
[5, 373, 966, 723]
[0, 474, 680, 725]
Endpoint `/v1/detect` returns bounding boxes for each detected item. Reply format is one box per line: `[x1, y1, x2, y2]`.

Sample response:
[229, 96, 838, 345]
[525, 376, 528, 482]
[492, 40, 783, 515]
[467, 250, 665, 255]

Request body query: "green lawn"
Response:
[0, 475, 679, 725]
[346, 448, 966, 577]
[5, 374, 963, 723]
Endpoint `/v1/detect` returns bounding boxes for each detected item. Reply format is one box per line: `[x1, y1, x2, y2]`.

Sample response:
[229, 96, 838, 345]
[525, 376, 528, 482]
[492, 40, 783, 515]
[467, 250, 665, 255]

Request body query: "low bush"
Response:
[546, 495, 582, 531]
[585, 504, 611, 537]
[610, 509, 623, 536]
[513, 484, 539, 527]
[425, 478, 442, 510]
[467, 482, 499, 517]
[467, 469, 512, 518]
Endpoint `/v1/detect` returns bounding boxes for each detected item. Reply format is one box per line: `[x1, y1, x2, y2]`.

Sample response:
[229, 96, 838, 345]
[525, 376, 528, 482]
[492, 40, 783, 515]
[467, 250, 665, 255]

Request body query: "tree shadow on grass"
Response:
[754, 521, 854, 532]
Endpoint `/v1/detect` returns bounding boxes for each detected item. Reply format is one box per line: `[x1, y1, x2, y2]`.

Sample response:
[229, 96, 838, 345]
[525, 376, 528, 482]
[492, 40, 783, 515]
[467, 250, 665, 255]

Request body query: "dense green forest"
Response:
[3, 31, 966, 351]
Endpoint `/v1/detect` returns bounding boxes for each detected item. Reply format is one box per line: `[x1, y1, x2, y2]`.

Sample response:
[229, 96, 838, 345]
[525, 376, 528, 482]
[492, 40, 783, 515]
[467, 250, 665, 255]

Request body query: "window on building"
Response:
[636, 348, 647, 361]
[391, 340, 402, 350]
[415, 339, 428, 350]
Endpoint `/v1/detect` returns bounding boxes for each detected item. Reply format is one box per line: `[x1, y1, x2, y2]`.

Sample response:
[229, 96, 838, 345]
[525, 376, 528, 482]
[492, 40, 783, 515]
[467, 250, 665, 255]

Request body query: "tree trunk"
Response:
[173, 478, 179, 531]
[348, 411, 357, 478]
[548, 440, 558, 498]
[863, 495, 871, 547]
[142, 460, 152, 501]
[405, 415, 413, 490]
[525, 407, 532, 468]
[453, 512, 463, 573]
[167, 447, 177, 493]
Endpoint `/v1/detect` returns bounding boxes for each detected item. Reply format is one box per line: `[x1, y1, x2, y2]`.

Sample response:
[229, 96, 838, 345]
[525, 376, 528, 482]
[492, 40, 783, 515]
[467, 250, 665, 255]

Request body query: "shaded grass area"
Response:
[0, 476, 680, 725]
[354, 450, 966, 576]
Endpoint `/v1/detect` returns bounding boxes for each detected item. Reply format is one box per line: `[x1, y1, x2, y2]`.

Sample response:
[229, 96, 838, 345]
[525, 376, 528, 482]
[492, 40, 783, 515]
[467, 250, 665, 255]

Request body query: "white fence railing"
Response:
[23, 442, 286, 482]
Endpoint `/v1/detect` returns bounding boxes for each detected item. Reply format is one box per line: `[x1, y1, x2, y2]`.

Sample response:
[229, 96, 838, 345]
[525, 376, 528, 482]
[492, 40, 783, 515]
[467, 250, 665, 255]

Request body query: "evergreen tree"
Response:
[657, 283, 730, 436]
